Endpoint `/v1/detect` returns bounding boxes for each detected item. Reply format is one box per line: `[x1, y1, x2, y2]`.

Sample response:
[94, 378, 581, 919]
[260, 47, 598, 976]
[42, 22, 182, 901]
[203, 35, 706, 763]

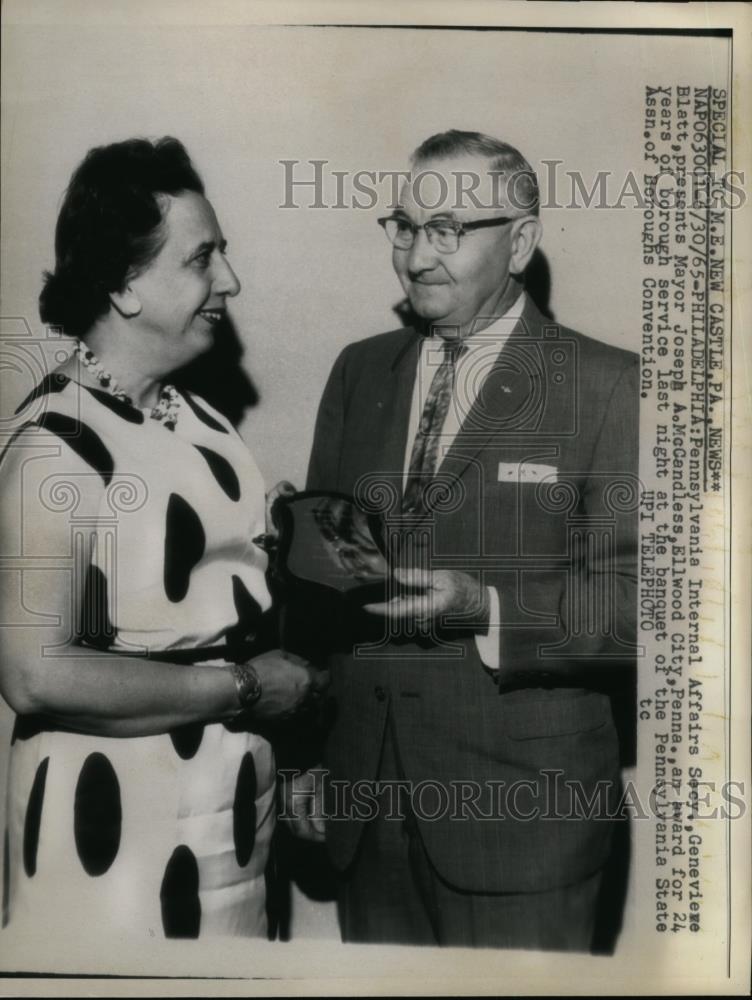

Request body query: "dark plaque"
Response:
[269, 491, 390, 602]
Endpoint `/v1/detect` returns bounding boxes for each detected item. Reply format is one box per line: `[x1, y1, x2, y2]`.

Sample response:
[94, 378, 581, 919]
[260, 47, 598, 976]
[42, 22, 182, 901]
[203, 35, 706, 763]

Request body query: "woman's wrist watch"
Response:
[230, 662, 263, 715]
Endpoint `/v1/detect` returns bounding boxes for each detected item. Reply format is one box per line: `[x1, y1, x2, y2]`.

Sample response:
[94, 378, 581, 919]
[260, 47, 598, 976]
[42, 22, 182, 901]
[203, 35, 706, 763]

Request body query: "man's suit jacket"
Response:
[304, 297, 639, 894]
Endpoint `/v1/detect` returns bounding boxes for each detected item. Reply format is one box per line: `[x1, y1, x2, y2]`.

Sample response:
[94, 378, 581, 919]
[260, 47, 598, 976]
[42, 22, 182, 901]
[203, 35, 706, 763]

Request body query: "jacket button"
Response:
[374, 685, 387, 702]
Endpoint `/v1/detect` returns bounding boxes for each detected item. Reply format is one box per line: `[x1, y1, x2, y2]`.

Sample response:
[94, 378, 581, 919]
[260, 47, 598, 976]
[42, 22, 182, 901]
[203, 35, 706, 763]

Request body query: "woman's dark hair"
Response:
[39, 137, 204, 338]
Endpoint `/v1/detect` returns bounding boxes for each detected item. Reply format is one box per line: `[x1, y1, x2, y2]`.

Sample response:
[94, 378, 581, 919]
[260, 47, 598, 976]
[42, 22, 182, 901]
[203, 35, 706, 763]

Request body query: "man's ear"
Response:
[509, 217, 543, 276]
[109, 284, 142, 319]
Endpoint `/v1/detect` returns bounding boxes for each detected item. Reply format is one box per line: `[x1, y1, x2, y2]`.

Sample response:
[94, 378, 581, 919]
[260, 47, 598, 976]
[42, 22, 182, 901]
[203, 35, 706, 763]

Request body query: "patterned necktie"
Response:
[402, 339, 467, 514]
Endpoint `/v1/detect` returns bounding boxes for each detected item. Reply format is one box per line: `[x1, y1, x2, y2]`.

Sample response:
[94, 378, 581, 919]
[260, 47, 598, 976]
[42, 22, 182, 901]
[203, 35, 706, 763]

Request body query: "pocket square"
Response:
[497, 462, 558, 483]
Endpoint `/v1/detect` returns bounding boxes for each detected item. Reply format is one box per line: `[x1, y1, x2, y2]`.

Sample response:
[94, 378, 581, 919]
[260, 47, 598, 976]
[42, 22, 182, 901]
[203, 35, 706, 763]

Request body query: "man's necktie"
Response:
[402, 339, 467, 514]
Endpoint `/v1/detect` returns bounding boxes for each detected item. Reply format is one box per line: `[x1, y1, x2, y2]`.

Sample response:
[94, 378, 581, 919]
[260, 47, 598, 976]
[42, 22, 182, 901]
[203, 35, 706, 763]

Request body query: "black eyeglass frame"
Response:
[377, 214, 516, 253]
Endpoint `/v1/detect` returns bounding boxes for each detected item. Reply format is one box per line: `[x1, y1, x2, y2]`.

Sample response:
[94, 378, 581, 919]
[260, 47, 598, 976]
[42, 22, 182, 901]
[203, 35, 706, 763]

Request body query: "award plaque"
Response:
[269, 491, 391, 605]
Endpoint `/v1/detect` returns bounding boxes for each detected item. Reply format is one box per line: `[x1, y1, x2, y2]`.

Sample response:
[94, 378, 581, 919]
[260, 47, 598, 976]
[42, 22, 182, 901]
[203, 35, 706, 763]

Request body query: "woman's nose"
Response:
[215, 256, 241, 297]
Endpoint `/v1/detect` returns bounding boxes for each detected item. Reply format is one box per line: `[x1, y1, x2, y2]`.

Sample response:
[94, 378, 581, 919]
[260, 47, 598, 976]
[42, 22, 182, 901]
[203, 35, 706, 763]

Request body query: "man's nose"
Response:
[406, 226, 439, 273]
[214, 255, 241, 297]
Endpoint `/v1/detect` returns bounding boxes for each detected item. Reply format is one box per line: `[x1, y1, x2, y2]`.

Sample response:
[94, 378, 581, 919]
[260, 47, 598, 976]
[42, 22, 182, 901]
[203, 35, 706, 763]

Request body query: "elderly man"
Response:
[302, 130, 638, 950]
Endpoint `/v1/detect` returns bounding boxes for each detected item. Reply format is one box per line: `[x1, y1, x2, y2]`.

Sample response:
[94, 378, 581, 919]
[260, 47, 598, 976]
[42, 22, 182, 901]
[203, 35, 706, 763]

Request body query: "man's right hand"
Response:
[245, 649, 328, 722]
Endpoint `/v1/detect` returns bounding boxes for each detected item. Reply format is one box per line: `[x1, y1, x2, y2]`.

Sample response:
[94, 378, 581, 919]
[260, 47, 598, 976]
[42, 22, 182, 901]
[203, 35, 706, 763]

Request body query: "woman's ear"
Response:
[509, 217, 543, 276]
[109, 284, 141, 318]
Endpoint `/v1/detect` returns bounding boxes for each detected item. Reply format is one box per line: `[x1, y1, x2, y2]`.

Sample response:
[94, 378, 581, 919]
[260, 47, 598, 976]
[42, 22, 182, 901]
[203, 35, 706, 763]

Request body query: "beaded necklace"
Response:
[73, 340, 180, 430]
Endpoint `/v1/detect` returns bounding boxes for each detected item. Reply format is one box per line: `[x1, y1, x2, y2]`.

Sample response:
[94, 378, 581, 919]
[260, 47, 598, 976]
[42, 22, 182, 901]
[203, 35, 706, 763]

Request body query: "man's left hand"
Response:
[363, 568, 489, 627]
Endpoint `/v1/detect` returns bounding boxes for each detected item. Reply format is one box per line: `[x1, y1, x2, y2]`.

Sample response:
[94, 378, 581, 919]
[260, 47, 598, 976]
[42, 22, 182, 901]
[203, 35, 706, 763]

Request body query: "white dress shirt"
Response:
[402, 292, 527, 670]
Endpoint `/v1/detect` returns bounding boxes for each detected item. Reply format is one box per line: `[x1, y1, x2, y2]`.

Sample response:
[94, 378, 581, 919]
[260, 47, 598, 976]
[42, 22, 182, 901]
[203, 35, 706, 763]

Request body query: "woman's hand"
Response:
[244, 649, 328, 723]
[265, 480, 297, 533]
[253, 481, 297, 553]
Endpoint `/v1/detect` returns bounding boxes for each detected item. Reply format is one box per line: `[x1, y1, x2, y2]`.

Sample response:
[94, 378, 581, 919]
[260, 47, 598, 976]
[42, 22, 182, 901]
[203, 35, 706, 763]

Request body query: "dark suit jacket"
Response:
[304, 297, 639, 894]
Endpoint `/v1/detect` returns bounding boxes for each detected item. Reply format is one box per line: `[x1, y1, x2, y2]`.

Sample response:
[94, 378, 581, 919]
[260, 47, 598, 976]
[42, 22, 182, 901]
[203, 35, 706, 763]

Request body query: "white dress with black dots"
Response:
[2, 375, 276, 941]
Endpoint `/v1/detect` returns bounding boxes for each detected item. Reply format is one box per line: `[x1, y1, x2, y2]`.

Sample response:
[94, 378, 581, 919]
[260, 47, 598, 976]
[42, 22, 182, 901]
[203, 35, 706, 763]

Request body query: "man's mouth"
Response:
[198, 308, 225, 325]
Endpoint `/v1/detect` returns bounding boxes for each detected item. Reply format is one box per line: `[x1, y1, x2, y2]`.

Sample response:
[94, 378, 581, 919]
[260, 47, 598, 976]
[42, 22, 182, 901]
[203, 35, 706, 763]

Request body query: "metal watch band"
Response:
[230, 662, 263, 712]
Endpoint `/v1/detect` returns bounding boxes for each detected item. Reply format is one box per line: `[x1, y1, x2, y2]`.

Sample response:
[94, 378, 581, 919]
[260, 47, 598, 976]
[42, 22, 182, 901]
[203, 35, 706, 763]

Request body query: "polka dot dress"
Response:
[2, 375, 276, 940]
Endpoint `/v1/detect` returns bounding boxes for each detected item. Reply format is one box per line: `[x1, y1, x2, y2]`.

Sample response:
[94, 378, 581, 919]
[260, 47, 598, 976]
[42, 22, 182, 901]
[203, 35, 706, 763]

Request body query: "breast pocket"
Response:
[481, 477, 574, 559]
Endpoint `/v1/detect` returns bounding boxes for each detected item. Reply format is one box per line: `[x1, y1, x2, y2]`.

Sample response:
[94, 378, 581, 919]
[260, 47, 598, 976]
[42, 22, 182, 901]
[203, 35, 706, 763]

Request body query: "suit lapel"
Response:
[441, 297, 549, 484]
[365, 303, 551, 515]
[376, 330, 422, 496]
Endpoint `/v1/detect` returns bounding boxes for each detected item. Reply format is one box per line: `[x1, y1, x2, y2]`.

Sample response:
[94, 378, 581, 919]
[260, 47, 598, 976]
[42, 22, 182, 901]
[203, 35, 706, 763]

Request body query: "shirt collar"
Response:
[423, 290, 526, 357]
[477, 289, 526, 336]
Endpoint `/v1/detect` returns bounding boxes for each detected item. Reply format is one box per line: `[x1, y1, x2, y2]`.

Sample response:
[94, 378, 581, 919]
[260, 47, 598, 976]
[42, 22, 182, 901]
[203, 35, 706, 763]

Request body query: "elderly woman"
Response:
[0, 137, 321, 941]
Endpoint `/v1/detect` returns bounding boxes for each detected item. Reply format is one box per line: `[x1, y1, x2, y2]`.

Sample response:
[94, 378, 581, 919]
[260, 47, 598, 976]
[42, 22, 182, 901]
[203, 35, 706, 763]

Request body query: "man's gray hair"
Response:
[411, 129, 540, 216]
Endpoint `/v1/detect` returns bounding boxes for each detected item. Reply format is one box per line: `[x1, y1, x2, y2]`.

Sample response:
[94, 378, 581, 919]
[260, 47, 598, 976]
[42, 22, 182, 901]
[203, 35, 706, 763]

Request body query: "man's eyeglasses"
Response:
[377, 215, 515, 255]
